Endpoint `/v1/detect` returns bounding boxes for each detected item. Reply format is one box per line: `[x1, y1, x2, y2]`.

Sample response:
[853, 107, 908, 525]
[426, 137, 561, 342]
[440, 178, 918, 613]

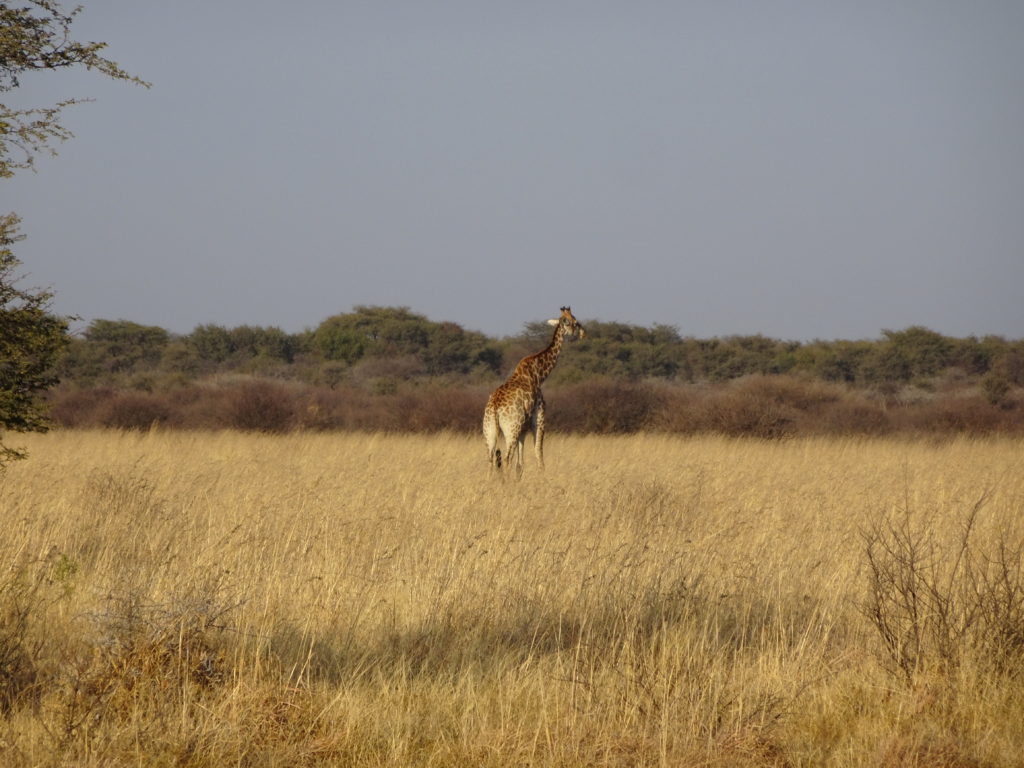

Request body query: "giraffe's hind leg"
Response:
[531, 395, 546, 469]
[512, 431, 526, 478]
[499, 412, 527, 479]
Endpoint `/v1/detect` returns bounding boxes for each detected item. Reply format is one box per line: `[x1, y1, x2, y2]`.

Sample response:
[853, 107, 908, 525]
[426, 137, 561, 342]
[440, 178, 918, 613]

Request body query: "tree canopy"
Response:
[0, 214, 67, 462]
[0, 0, 149, 177]
[1, 1, 145, 465]
[313, 306, 502, 375]
[46, 306, 1024, 394]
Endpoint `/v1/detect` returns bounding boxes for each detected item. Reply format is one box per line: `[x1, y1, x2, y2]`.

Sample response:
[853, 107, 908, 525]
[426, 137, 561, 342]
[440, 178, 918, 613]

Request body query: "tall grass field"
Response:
[1, 430, 1023, 766]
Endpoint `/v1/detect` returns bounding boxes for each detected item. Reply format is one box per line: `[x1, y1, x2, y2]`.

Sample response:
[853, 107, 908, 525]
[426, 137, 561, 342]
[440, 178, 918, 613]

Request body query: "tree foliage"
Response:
[312, 306, 501, 376]
[1, 1, 145, 464]
[188, 324, 296, 366]
[49, 306, 1024, 395]
[0, 0, 149, 177]
[58, 319, 169, 382]
[0, 214, 67, 463]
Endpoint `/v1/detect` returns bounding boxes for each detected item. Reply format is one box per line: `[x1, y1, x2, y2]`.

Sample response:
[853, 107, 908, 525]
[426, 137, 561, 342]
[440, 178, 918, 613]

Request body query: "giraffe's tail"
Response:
[494, 448, 502, 468]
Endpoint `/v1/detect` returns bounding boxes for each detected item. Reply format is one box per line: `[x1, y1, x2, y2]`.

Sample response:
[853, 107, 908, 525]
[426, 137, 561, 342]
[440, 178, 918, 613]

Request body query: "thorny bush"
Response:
[862, 493, 1024, 682]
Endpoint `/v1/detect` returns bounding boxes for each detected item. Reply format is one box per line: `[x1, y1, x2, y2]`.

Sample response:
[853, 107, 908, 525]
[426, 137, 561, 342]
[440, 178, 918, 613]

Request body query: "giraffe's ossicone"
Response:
[483, 306, 585, 477]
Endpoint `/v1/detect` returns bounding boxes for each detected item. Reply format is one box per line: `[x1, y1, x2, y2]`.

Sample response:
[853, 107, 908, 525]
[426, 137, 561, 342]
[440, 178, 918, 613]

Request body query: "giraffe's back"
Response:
[487, 376, 536, 417]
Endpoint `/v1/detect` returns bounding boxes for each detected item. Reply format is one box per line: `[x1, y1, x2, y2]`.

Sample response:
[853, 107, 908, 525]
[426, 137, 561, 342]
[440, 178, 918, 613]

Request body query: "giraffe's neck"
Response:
[527, 324, 567, 388]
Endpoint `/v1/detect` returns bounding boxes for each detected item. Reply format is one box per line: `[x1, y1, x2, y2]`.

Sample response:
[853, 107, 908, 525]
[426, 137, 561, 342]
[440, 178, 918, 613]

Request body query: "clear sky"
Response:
[5, 1, 1023, 340]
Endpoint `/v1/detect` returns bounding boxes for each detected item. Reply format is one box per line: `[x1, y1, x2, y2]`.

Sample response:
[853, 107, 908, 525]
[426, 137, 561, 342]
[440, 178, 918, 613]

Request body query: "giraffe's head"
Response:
[546, 306, 586, 340]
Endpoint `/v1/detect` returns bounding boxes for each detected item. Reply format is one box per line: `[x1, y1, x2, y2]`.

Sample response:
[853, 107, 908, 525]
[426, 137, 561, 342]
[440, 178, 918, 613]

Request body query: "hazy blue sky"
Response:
[6, 1, 1023, 339]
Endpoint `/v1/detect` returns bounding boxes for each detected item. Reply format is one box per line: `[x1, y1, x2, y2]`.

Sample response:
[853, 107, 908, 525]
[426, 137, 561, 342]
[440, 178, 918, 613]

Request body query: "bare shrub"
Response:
[699, 389, 797, 439]
[548, 379, 662, 433]
[295, 386, 422, 432]
[0, 564, 44, 713]
[0, 552, 76, 714]
[895, 395, 1005, 436]
[648, 384, 704, 433]
[220, 380, 296, 432]
[315, 387, 399, 431]
[340, 389, 380, 431]
[47, 387, 116, 428]
[810, 397, 890, 436]
[42, 376, 1024, 437]
[398, 387, 486, 432]
[660, 375, 844, 439]
[862, 494, 1024, 682]
[733, 374, 843, 410]
[55, 586, 239, 749]
[97, 391, 172, 430]
[294, 387, 348, 430]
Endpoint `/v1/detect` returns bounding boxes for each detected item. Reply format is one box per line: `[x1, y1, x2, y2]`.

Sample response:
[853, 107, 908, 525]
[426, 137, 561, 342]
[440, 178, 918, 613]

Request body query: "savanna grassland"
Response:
[1, 430, 1023, 767]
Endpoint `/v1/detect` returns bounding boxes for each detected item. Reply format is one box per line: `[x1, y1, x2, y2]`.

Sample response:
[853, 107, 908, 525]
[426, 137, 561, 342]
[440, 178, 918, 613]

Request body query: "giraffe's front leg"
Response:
[532, 395, 546, 469]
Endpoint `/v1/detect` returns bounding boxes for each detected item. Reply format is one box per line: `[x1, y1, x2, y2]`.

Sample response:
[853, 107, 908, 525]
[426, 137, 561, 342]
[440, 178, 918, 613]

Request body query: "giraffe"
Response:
[483, 306, 586, 476]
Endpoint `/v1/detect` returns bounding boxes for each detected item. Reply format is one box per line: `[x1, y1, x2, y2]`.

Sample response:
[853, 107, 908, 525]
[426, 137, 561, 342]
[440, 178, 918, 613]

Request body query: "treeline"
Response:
[57, 306, 1024, 391]
[58, 307, 503, 390]
[47, 306, 1024, 437]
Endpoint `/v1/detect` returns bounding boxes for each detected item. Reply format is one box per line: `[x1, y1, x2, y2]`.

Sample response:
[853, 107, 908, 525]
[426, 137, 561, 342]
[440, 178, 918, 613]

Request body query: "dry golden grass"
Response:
[1, 429, 1023, 766]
